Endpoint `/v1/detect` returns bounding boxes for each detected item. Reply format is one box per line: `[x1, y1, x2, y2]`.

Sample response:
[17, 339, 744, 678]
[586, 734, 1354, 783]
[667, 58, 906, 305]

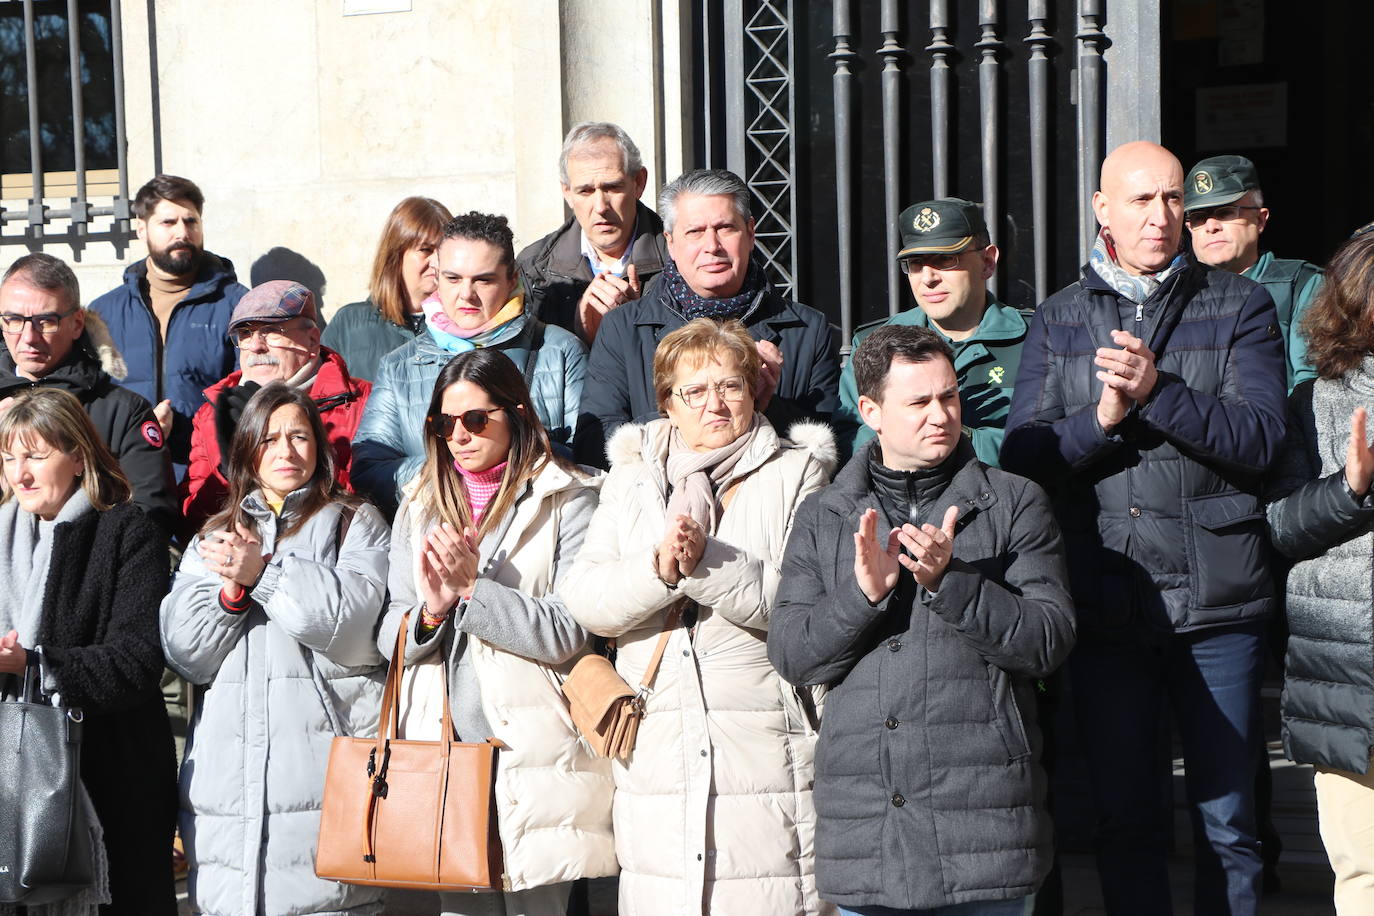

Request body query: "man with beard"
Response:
[90, 175, 247, 477]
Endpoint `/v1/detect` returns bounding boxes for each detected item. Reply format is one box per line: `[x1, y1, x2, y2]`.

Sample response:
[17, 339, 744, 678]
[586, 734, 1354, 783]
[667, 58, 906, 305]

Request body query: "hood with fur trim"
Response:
[606, 417, 838, 477]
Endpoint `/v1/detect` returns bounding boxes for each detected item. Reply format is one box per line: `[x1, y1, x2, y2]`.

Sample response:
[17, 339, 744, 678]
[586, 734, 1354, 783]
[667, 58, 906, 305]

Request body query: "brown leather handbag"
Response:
[561, 604, 681, 760]
[315, 614, 506, 892]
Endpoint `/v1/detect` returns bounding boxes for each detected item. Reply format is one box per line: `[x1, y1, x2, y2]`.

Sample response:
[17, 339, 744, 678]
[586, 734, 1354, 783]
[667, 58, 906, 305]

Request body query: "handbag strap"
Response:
[637, 603, 683, 694]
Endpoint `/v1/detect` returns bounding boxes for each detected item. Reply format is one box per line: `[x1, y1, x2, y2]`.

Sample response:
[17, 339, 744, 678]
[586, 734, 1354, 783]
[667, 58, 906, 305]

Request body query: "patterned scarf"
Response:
[422, 290, 527, 354]
[661, 254, 768, 321]
[1089, 229, 1187, 304]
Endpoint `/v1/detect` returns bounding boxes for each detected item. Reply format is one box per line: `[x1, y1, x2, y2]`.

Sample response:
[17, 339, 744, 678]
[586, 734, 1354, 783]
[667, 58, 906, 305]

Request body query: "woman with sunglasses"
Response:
[375, 348, 614, 916]
[563, 318, 837, 915]
[161, 384, 391, 916]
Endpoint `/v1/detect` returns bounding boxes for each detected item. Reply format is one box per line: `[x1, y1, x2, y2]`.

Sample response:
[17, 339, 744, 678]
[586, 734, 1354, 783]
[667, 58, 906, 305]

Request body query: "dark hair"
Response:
[2, 252, 80, 311]
[369, 197, 453, 327]
[0, 388, 130, 510]
[415, 349, 575, 538]
[852, 325, 955, 402]
[1302, 232, 1374, 380]
[132, 175, 205, 220]
[441, 211, 516, 273]
[201, 383, 351, 540]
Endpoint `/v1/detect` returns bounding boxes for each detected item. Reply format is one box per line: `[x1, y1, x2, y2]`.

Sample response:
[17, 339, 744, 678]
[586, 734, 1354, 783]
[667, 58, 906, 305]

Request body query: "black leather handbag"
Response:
[0, 658, 95, 905]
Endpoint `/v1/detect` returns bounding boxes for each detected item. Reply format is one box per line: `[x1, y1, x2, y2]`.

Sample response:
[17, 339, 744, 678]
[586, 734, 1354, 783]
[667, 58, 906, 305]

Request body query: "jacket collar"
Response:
[122, 251, 240, 303]
[202, 345, 363, 405]
[635, 272, 807, 340]
[887, 292, 1027, 343]
[0, 335, 108, 399]
[820, 437, 996, 529]
[541, 201, 667, 281]
[1075, 256, 1203, 354]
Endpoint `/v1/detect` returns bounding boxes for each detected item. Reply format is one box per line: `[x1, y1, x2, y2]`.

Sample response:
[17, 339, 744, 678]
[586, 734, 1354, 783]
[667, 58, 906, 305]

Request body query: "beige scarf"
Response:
[663, 414, 762, 534]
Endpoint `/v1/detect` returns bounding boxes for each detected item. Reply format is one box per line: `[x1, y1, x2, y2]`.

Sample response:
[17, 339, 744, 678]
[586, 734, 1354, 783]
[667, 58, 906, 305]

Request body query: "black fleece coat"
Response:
[31, 502, 178, 914]
[768, 440, 1076, 910]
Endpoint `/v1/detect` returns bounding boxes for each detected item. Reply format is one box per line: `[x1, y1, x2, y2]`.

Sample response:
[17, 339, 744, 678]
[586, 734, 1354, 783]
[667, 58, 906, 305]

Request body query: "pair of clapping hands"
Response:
[853, 505, 960, 605]
[1095, 329, 1159, 432]
[656, 514, 707, 587]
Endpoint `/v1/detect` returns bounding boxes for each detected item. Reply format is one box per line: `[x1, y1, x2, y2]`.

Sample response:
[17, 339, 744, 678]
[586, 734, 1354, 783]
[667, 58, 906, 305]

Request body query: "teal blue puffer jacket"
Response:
[351, 315, 586, 515]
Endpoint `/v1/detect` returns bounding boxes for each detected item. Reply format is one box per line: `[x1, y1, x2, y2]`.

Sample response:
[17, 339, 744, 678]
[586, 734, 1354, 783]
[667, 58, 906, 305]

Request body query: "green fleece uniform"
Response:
[836, 295, 1029, 467]
[1244, 251, 1323, 393]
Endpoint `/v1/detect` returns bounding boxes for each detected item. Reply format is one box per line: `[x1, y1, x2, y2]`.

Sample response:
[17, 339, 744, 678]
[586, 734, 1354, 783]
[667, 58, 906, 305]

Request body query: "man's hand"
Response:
[576, 264, 642, 342]
[1346, 407, 1374, 497]
[895, 505, 959, 591]
[755, 340, 784, 411]
[853, 508, 902, 605]
[153, 399, 174, 438]
[1095, 329, 1159, 406]
[1095, 382, 1132, 433]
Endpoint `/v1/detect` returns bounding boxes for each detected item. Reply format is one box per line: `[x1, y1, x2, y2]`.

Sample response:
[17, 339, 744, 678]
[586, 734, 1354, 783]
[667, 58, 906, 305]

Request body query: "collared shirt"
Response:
[579, 217, 639, 277]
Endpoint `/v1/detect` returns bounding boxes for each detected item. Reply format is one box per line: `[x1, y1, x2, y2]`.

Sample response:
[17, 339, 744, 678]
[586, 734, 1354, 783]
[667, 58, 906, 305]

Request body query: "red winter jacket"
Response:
[180, 347, 371, 536]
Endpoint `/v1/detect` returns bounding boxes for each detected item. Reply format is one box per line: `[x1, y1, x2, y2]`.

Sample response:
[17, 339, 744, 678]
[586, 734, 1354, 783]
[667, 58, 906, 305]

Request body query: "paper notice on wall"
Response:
[343, 0, 412, 14]
[1195, 83, 1287, 150]
[1219, 0, 1264, 66]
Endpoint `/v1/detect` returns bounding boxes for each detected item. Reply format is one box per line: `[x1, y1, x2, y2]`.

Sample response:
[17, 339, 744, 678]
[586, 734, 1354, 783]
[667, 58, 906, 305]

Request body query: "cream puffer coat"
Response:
[563, 418, 837, 916]
[375, 458, 617, 893]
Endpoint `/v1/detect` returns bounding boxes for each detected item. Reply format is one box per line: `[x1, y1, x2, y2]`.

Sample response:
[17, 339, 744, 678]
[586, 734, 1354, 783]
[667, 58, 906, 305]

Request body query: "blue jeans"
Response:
[838, 897, 1033, 916]
[1071, 622, 1265, 915]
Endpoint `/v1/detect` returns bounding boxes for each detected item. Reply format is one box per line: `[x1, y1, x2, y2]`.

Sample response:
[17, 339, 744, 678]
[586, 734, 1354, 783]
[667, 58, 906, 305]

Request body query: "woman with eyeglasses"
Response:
[322, 196, 453, 383]
[374, 348, 614, 916]
[563, 318, 838, 915]
[162, 383, 391, 916]
[0, 388, 177, 914]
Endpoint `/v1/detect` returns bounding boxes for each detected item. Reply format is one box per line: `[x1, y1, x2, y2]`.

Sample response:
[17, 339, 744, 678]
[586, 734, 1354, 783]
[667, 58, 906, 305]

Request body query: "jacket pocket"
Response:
[987, 665, 1032, 762]
[1182, 492, 1274, 615]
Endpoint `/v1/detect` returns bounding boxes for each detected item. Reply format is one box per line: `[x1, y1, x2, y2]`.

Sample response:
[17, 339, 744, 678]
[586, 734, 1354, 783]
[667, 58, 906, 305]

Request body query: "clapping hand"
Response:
[419, 522, 479, 620]
[1346, 407, 1374, 497]
[853, 505, 961, 603]
[754, 340, 784, 410]
[199, 523, 267, 599]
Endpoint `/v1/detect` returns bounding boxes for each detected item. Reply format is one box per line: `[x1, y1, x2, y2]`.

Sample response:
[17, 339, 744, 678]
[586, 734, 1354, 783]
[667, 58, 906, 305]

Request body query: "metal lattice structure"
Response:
[738, 0, 798, 300]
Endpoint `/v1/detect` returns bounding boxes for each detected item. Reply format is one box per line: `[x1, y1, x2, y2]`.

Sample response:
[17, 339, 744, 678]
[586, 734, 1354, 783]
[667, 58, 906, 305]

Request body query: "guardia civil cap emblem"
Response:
[1193, 171, 1214, 194]
[913, 207, 941, 232]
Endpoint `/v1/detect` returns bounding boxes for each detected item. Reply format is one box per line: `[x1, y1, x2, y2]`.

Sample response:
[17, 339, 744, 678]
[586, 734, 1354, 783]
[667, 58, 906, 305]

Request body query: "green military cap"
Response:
[896, 197, 987, 260]
[1185, 155, 1260, 212]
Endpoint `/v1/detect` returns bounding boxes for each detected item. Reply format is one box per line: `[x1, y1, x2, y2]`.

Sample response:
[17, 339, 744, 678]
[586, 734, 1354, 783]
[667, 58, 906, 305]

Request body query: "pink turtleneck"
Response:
[456, 460, 508, 525]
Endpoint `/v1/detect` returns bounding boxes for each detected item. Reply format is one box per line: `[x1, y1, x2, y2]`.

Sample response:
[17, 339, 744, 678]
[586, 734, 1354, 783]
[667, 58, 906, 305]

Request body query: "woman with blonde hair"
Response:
[563, 317, 837, 915]
[0, 387, 177, 914]
[375, 346, 614, 916]
[323, 195, 453, 380]
[161, 383, 391, 916]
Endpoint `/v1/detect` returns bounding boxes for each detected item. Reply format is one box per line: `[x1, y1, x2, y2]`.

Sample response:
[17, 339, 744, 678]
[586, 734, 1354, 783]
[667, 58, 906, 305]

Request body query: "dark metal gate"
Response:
[692, 0, 1121, 347]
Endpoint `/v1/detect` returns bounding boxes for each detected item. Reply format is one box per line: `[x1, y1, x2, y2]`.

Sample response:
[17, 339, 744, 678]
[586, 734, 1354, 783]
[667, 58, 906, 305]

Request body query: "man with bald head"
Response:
[1002, 141, 1286, 914]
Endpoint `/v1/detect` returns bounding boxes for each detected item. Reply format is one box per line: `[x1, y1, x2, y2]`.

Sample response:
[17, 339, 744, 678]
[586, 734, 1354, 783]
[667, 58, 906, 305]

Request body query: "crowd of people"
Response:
[2, 119, 1373, 916]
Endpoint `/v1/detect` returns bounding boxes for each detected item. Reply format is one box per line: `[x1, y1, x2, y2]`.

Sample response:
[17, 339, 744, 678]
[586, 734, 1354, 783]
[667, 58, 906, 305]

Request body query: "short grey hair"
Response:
[658, 169, 752, 234]
[2, 253, 80, 312]
[558, 122, 644, 185]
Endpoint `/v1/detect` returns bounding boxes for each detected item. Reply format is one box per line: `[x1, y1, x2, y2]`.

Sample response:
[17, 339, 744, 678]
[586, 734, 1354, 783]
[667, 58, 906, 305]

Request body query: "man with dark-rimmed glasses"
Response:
[1186, 155, 1323, 393]
[179, 280, 370, 537]
[836, 197, 1029, 465]
[0, 253, 177, 534]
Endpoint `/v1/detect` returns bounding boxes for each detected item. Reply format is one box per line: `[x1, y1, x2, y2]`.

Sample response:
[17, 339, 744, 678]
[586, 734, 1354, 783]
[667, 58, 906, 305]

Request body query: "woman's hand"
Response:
[198, 523, 268, 598]
[419, 523, 479, 620]
[1347, 407, 1374, 497]
[666, 514, 707, 577]
[0, 629, 26, 674]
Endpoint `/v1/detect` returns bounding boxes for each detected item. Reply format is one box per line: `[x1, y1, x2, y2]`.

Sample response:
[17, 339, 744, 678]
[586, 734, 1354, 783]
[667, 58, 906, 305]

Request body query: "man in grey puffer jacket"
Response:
[769, 325, 1076, 913]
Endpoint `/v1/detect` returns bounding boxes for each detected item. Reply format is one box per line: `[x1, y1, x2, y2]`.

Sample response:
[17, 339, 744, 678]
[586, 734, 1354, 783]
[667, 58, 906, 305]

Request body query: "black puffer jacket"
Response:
[516, 200, 669, 337]
[1266, 371, 1374, 773]
[0, 322, 177, 536]
[1001, 259, 1287, 633]
[768, 440, 1076, 910]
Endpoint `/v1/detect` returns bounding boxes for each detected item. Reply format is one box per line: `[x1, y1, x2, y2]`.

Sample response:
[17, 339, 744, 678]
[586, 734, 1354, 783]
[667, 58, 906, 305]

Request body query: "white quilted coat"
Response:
[563, 418, 837, 916]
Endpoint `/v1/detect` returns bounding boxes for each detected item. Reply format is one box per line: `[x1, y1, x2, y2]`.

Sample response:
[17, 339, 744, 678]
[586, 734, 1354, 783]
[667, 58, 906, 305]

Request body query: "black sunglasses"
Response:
[431, 407, 504, 438]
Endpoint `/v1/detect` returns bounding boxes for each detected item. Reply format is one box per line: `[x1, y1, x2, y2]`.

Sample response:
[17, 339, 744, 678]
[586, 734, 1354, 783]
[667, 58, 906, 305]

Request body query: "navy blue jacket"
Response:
[574, 273, 840, 466]
[1000, 259, 1287, 634]
[88, 253, 247, 472]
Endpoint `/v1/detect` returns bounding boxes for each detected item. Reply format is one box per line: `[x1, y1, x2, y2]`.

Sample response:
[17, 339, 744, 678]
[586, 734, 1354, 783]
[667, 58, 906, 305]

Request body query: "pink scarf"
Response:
[456, 460, 507, 525]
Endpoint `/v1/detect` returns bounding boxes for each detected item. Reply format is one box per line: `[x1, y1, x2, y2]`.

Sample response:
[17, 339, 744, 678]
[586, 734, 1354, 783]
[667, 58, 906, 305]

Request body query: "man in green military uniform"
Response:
[836, 197, 1027, 465]
[1186, 155, 1323, 393]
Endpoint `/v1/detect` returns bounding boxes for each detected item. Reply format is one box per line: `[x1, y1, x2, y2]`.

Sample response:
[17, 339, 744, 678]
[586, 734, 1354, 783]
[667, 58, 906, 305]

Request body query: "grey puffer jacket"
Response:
[768, 440, 1076, 911]
[1266, 366, 1374, 773]
[161, 493, 391, 916]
